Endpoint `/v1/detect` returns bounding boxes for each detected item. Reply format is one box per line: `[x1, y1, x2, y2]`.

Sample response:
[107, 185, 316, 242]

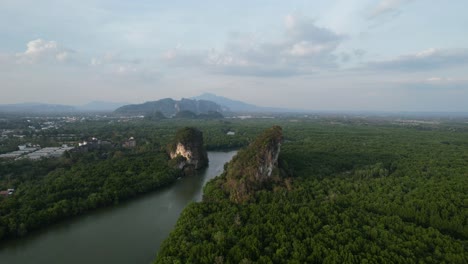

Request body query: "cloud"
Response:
[16, 39, 73, 64]
[283, 14, 345, 45]
[353, 49, 366, 59]
[161, 48, 208, 67]
[426, 77, 445, 82]
[90, 52, 140, 66]
[399, 80, 468, 95]
[366, 48, 468, 71]
[56, 52, 69, 62]
[162, 14, 345, 77]
[367, 0, 410, 19]
[393, 76, 466, 85]
[374, 76, 468, 96]
[89, 51, 160, 83]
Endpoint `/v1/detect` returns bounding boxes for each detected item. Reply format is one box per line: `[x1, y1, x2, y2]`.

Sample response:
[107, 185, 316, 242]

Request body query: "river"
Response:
[0, 151, 237, 264]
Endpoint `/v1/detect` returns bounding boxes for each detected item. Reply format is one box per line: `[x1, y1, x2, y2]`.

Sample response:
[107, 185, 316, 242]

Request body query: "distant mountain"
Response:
[0, 95, 298, 114]
[114, 98, 223, 117]
[174, 110, 224, 119]
[78, 101, 129, 112]
[174, 110, 198, 119]
[0, 103, 77, 113]
[191, 93, 257, 112]
[191, 93, 296, 113]
[0, 101, 130, 113]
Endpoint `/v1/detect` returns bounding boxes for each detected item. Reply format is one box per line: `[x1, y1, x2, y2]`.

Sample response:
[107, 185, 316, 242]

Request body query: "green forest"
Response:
[0, 151, 179, 240]
[0, 118, 267, 241]
[1, 117, 467, 263]
[156, 121, 468, 263]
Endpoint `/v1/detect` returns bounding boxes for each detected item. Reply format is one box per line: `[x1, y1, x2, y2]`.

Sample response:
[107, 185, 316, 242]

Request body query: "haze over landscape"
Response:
[1, 0, 468, 112]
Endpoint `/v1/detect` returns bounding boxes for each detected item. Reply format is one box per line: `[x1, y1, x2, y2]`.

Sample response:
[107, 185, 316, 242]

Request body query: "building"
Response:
[123, 137, 136, 148]
[24, 146, 75, 160]
[0, 146, 39, 160]
[0, 153, 22, 159]
[0, 189, 13, 197]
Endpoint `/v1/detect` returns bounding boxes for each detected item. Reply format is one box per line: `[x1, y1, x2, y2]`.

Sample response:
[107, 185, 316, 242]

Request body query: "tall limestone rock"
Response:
[168, 127, 208, 171]
[221, 126, 283, 203]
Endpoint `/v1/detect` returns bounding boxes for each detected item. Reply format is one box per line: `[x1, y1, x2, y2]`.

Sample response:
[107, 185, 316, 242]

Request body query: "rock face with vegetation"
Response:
[168, 127, 208, 171]
[222, 125, 284, 203]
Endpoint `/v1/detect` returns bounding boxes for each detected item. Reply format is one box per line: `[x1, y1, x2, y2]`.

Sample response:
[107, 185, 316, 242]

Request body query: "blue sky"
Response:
[1, 0, 467, 111]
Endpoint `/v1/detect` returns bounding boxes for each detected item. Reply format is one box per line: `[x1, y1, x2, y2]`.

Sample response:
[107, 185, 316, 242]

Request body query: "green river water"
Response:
[0, 151, 237, 264]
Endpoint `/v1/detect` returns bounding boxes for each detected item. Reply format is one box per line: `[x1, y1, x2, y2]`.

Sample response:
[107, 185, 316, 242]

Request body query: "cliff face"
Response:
[256, 137, 281, 180]
[221, 126, 283, 203]
[168, 127, 208, 171]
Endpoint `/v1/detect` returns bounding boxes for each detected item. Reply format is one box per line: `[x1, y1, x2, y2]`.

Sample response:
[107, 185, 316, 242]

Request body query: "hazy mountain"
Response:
[191, 93, 297, 112]
[191, 93, 256, 112]
[173, 110, 224, 119]
[0, 101, 130, 113]
[0, 95, 297, 114]
[114, 98, 223, 116]
[0, 103, 77, 113]
[78, 101, 129, 112]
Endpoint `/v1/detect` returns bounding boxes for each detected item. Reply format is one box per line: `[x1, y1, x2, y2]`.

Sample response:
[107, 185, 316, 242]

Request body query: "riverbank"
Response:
[0, 151, 237, 264]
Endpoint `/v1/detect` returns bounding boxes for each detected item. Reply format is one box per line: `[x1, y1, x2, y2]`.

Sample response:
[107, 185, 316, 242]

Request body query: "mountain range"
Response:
[0, 93, 292, 114]
[191, 93, 295, 112]
[114, 98, 222, 116]
[0, 101, 129, 113]
[0, 103, 77, 113]
[191, 93, 258, 112]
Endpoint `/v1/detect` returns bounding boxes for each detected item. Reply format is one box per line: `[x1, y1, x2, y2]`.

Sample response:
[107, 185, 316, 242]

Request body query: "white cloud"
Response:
[116, 65, 137, 74]
[284, 14, 344, 44]
[56, 52, 69, 61]
[16, 39, 72, 64]
[162, 14, 345, 77]
[366, 48, 468, 71]
[25, 39, 58, 54]
[426, 77, 442, 82]
[415, 48, 437, 58]
[380, 76, 468, 91]
[90, 57, 101, 66]
[90, 52, 140, 66]
[162, 48, 208, 67]
[284, 14, 296, 29]
[288, 42, 332, 57]
[367, 0, 413, 19]
[90, 52, 145, 76]
[421, 77, 464, 84]
[207, 51, 249, 67]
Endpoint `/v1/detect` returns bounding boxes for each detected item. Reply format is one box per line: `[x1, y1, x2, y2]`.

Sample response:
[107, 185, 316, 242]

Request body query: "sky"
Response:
[1, 0, 468, 111]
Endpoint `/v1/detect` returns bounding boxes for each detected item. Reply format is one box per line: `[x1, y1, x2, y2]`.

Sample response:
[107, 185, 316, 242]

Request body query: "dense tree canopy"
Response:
[0, 118, 265, 242]
[0, 118, 266, 241]
[1, 116, 467, 263]
[0, 151, 179, 240]
[156, 120, 468, 263]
